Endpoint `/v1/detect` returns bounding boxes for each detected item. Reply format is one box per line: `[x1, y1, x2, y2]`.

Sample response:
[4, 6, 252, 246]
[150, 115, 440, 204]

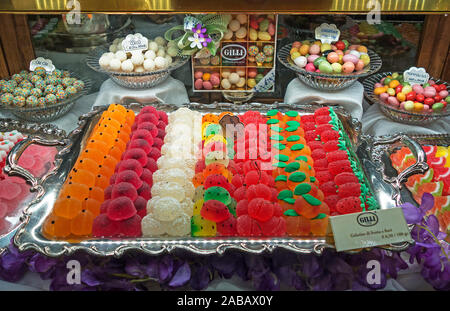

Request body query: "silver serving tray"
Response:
[7, 102, 425, 257]
[0, 119, 67, 254]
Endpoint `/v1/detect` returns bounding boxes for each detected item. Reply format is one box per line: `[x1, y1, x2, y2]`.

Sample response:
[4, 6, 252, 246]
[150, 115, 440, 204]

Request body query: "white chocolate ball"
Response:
[154, 56, 167, 69]
[228, 19, 240, 32]
[237, 77, 246, 88]
[221, 78, 231, 89]
[156, 48, 166, 58]
[164, 55, 173, 66]
[99, 55, 111, 68]
[223, 30, 233, 40]
[109, 58, 121, 71]
[144, 50, 156, 60]
[154, 36, 167, 46]
[109, 45, 118, 53]
[143, 58, 155, 71]
[229, 72, 240, 84]
[149, 41, 159, 52]
[121, 59, 134, 72]
[294, 56, 307, 68]
[131, 52, 145, 66]
[115, 50, 127, 62]
[236, 69, 246, 77]
[221, 71, 231, 79]
[104, 52, 115, 59]
[235, 27, 247, 39]
[236, 14, 247, 24]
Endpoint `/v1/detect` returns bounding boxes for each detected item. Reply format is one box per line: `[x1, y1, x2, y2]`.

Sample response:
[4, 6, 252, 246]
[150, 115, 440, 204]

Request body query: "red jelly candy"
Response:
[324, 195, 340, 213]
[134, 196, 147, 213]
[145, 157, 158, 173]
[315, 115, 331, 124]
[326, 150, 348, 163]
[307, 141, 324, 151]
[152, 137, 163, 149]
[315, 123, 333, 135]
[204, 174, 231, 192]
[195, 160, 206, 174]
[301, 115, 315, 123]
[311, 148, 326, 161]
[217, 216, 237, 236]
[201, 199, 231, 222]
[236, 199, 248, 216]
[320, 130, 340, 143]
[302, 122, 316, 132]
[140, 106, 157, 115]
[107, 196, 136, 221]
[313, 158, 328, 169]
[117, 159, 143, 177]
[236, 214, 262, 236]
[117, 214, 142, 237]
[138, 113, 158, 125]
[304, 130, 318, 142]
[248, 198, 274, 222]
[315, 171, 333, 184]
[140, 168, 153, 185]
[258, 216, 286, 236]
[334, 172, 359, 185]
[104, 185, 113, 200]
[323, 140, 340, 152]
[111, 182, 138, 201]
[137, 122, 158, 137]
[320, 181, 337, 196]
[122, 148, 148, 167]
[336, 196, 363, 215]
[157, 110, 168, 124]
[338, 182, 361, 198]
[131, 129, 154, 146]
[233, 186, 246, 201]
[314, 107, 331, 117]
[92, 214, 119, 237]
[231, 175, 244, 188]
[328, 160, 352, 176]
[137, 182, 151, 200]
[115, 170, 143, 189]
[128, 139, 151, 154]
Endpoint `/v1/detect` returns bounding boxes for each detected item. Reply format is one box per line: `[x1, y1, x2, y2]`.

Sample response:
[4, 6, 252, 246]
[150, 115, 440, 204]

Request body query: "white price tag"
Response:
[329, 208, 412, 252]
[122, 33, 148, 53]
[315, 23, 340, 44]
[403, 67, 430, 85]
[29, 57, 55, 73]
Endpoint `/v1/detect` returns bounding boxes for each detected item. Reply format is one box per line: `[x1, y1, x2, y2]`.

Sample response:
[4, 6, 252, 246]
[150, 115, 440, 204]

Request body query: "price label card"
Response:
[122, 33, 148, 53]
[403, 67, 430, 85]
[29, 57, 55, 73]
[315, 23, 340, 44]
[329, 208, 413, 252]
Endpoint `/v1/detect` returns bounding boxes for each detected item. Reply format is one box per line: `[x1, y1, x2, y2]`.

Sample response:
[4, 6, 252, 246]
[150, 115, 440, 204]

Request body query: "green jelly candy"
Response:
[285, 162, 300, 173]
[284, 209, 299, 216]
[283, 198, 296, 204]
[285, 126, 299, 132]
[273, 143, 286, 150]
[267, 119, 279, 125]
[294, 183, 312, 195]
[270, 125, 284, 133]
[227, 198, 237, 217]
[291, 144, 304, 151]
[278, 189, 293, 200]
[191, 215, 217, 237]
[267, 109, 279, 116]
[302, 194, 322, 206]
[204, 186, 231, 205]
[273, 162, 287, 168]
[286, 135, 300, 142]
[295, 156, 308, 162]
[205, 124, 222, 137]
[275, 154, 290, 162]
[275, 175, 287, 182]
[286, 120, 300, 127]
[289, 172, 306, 183]
[309, 176, 316, 183]
[286, 110, 298, 117]
[270, 134, 284, 141]
[311, 213, 327, 220]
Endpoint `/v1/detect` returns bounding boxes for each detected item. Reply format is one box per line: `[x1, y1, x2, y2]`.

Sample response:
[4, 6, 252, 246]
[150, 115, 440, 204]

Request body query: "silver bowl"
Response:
[0, 72, 91, 122]
[222, 91, 254, 104]
[86, 45, 189, 89]
[363, 72, 450, 125]
[278, 43, 382, 91]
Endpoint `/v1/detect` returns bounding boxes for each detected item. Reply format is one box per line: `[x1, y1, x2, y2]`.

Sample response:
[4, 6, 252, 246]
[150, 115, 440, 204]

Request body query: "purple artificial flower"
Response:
[190, 264, 211, 290]
[158, 255, 174, 282]
[168, 262, 191, 287]
[192, 23, 207, 37]
[28, 253, 58, 274]
[401, 192, 434, 224]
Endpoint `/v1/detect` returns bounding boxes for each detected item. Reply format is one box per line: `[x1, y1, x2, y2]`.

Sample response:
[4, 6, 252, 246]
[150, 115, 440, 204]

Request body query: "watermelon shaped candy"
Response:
[422, 145, 437, 158]
[413, 181, 444, 204]
[430, 195, 450, 215]
[399, 153, 416, 172]
[429, 155, 445, 168]
[405, 168, 434, 193]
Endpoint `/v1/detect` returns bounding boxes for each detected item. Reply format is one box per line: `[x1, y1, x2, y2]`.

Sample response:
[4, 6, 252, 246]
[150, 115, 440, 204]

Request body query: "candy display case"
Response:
[5, 102, 426, 257]
[0, 119, 66, 254]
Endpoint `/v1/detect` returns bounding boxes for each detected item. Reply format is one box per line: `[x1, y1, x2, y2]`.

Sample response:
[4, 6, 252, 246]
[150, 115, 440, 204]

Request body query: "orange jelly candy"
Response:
[192, 172, 205, 188]
[125, 109, 136, 125]
[294, 195, 321, 219]
[310, 216, 329, 236]
[88, 186, 104, 202]
[202, 163, 227, 178]
[94, 174, 110, 189]
[202, 113, 219, 123]
[53, 197, 83, 219]
[108, 146, 123, 162]
[70, 209, 95, 236]
[81, 148, 106, 164]
[74, 157, 100, 174]
[82, 198, 101, 216]
[43, 213, 72, 238]
[284, 215, 311, 236]
[70, 169, 96, 187]
[60, 182, 90, 202]
[91, 132, 115, 146]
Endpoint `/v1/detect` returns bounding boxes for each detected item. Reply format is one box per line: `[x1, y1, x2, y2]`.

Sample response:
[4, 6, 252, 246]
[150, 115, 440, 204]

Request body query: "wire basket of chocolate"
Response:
[86, 35, 189, 89]
[363, 72, 450, 125]
[0, 68, 90, 122]
[278, 40, 382, 91]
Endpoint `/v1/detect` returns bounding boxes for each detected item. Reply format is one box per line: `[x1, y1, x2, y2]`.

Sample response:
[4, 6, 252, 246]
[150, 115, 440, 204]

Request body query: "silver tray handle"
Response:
[4, 137, 68, 201]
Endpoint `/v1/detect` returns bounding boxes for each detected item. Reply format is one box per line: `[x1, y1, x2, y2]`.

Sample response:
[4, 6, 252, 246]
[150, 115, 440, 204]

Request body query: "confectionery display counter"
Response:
[0, 2, 448, 292]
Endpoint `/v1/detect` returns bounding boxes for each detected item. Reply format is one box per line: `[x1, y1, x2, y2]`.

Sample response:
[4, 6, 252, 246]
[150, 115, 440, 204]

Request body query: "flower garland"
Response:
[0, 192, 448, 291]
[164, 14, 230, 57]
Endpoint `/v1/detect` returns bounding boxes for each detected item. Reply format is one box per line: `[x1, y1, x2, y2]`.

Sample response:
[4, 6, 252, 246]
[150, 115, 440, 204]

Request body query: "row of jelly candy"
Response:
[142, 108, 197, 237]
[93, 108, 165, 238]
[43, 104, 133, 240]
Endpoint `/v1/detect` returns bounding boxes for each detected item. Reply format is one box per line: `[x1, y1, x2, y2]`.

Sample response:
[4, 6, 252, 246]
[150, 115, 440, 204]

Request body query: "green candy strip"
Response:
[275, 175, 287, 182]
[272, 143, 286, 150]
[286, 110, 298, 117]
[311, 213, 327, 220]
[291, 144, 304, 151]
[267, 119, 279, 125]
[284, 209, 300, 216]
[302, 194, 322, 206]
[267, 109, 279, 116]
[270, 134, 284, 141]
[295, 155, 308, 162]
[277, 189, 293, 200]
[286, 135, 300, 142]
[270, 125, 284, 133]
[285, 126, 299, 132]
[275, 154, 290, 162]
[294, 183, 312, 195]
[283, 198, 296, 204]
[289, 171, 306, 183]
[272, 162, 287, 168]
[285, 162, 300, 173]
[286, 120, 300, 127]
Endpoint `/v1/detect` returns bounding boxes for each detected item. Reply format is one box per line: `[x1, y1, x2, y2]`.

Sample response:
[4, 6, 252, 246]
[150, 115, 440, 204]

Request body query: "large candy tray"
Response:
[7, 102, 424, 257]
[373, 133, 449, 207]
[0, 119, 67, 254]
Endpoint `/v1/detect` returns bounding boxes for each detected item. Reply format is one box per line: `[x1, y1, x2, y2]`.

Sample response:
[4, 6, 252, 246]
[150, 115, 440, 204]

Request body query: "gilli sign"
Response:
[221, 43, 247, 66]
